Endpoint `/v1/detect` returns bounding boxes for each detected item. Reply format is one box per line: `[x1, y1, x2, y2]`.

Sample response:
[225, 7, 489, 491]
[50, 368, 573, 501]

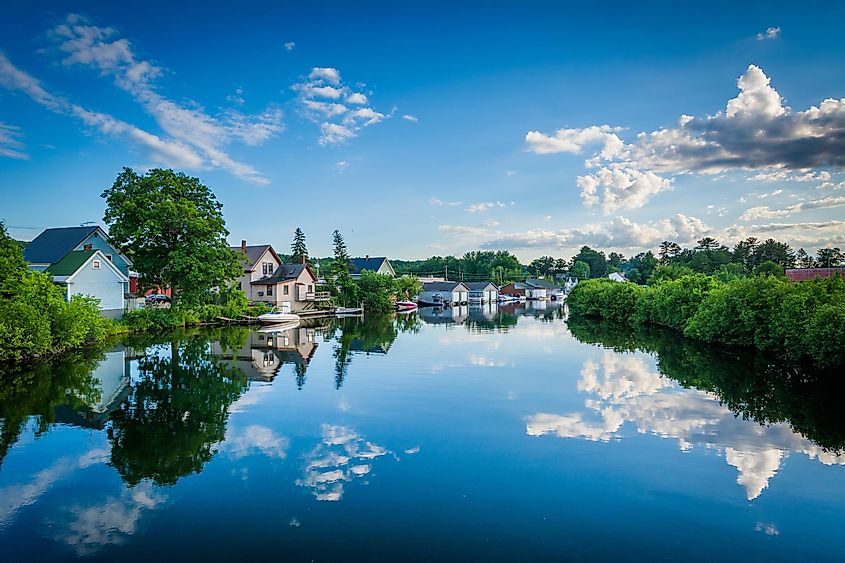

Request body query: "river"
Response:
[1, 302, 843, 561]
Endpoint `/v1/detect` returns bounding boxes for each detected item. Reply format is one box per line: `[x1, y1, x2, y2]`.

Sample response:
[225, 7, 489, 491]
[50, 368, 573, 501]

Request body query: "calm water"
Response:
[1, 302, 844, 561]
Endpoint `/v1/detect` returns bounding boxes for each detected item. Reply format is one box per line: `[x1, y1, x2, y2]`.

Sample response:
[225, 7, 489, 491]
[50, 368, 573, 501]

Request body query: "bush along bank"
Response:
[566, 274, 845, 369]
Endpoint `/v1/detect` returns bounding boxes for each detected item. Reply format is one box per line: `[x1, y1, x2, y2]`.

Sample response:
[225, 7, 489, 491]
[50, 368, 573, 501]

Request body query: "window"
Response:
[263, 262, 274, 275]
[307, 284, 313, 292]
[92, 260, 101, 270]
[283, 285, 289, 295]
[266, 285, 273, 296]
[83, 243, 93, 251]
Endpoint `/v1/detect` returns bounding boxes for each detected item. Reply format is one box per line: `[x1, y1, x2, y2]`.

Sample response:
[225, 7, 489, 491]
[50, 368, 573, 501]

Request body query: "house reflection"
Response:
[53, 346, 131, 429]
[418, 305, 469, 325]
[211, 323, 318, 382]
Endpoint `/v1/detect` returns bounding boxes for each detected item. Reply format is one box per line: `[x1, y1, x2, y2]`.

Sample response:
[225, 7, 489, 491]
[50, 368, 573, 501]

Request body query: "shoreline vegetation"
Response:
[566, 273, 845, 369]
[3, 167, 843, 367]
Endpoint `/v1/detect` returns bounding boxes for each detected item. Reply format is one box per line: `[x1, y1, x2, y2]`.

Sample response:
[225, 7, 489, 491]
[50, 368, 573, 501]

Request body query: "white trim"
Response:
[65, 250, 129, 284]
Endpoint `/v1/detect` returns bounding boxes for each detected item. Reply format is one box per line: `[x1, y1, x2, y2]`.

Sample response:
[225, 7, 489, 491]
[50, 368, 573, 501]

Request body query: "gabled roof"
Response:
[46, 249, 98, 276]
[350, 257, 388, 274]
[231, 244, 281, 270]
[46, 249, 128, 282]
[524, 278, 558, 289]
[422, 281, 468, 292]
[464, 281, 498, 290]
[251, 263, 316, 284]
[24, 226, 99, 264]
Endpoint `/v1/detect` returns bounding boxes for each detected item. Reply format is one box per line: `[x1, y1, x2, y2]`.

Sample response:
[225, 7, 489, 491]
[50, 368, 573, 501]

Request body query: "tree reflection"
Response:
[108, 335, 248, 486]
[0, 353, 102, 469]
[566, 316, 845, 452]
[330, 314, 404, 389]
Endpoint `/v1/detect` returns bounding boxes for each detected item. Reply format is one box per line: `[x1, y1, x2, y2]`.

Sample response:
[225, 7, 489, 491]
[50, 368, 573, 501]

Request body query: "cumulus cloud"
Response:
[284, 41, 296, 51]
[0, 122, 27, 159]
[526, 65, 845, 211]
[757, 27, 781, 40]
[1, 15, 282, 183]
[293, 67, 387, 144]
[477, 213, 711, 251]
[402, 114, 418, 122]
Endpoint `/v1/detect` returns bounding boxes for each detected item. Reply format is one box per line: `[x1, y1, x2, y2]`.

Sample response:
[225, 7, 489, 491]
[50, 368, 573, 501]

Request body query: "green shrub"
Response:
[636, 274, 720, 331]
[0, 300, 52, 361]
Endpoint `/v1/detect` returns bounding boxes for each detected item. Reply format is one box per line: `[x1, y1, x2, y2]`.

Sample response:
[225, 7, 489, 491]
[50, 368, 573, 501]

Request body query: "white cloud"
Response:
[319, 123, 355, 145]
[739, 195, 845, 220]
[346, 92, 368, 105]
[336, 160, 349, 172]
[224, 425, 289, 460]
[478, 213, 711, 251]
[20, 14, 283, 184]
[576, 166, 673, 213]
[525, 65, 845, 211]
[429, 197, 462, 206]
[284, 41, 296, 51]
[466, 201, 506, 213]
[293, 67, 388, 144]
[0, 123, 27, 159]
[308, 67, 341, 84]
[402, 114, 418, 122]
[757, 26, 781, 40]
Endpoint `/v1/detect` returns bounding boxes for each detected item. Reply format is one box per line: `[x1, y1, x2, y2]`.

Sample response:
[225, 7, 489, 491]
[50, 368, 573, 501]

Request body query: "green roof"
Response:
[46, 250, 98, 276]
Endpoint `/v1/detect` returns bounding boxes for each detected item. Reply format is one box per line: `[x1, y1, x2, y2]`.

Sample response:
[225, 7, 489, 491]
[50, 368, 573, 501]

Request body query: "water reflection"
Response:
[108, 336, 250, 486]
[533, 318, 845, 500]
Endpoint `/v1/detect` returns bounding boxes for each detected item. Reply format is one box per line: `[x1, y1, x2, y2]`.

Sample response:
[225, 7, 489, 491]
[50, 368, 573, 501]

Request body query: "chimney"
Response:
[301, 255, 307, 264]
[241, 240, 247, 253]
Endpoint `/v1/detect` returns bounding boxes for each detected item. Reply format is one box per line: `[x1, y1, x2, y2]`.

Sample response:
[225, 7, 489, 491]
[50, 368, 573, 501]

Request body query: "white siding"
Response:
[67, 258, 125, 312]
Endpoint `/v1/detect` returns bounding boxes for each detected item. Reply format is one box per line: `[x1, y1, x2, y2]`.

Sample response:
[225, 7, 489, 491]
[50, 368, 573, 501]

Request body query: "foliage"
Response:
[290, 227, 308, 263]
[569, 260, 590, 279]
[566, 316, 845, 451]
[572, 246, 607, 278]
[101, 168, 242, 307]
[754, 260, 785, 277]
[109, 336, 249, 486]
[393, 250, 524, 284]
[567, 273, 845, 369]
[0, 222, 111, 362]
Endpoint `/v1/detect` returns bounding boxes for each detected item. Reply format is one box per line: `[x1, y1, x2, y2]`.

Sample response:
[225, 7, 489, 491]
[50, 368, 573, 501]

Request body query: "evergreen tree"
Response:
[290, 227, 308, 263]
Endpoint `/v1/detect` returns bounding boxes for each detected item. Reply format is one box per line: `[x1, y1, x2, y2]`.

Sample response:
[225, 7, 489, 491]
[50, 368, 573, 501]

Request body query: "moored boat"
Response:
[396, 300, 418, 311]
[257, 306, 301, 324]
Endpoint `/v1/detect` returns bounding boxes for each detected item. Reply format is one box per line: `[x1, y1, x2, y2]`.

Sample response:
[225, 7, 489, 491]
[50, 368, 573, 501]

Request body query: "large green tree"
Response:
[101, 168, 242, 306]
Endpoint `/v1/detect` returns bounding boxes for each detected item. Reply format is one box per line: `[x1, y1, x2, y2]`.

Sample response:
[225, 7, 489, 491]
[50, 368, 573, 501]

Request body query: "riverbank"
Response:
[566, 274, 845, 369]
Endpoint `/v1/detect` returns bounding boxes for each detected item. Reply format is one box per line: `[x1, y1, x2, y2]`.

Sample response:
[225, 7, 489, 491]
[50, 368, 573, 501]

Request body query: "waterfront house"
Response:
[230, 240, 283, 294]
[251, 261, 327, 312]
[608, 272, 628, 282]
[465, 281, 499, 303]
[350, 256, 395, 279]
[499, 282, 526, 298]
[785, 267, 845, 281]
[45, 250, 129, 318]
[524, 278, 560, 300]
[418, 281, 469, 306]
[212, 324, 318, 381]
[24, 226, 133, 318]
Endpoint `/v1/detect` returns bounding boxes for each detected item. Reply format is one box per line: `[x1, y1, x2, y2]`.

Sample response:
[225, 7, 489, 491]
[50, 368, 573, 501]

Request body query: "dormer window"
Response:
[83, 244, 93, 251]
[92, 260, 101, 270]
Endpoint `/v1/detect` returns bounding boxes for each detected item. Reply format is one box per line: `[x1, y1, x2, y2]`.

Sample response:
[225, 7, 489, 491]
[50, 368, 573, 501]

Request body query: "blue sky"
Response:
[1, 1, 844, 260]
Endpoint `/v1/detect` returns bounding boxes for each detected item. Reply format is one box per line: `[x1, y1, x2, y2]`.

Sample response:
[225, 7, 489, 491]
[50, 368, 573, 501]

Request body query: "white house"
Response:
[230, 240, 283, 298]
[46, 249, 129, 318]
[418, 281, 470, 306]
[465, 282, 498, 303]
[608, 272, 628, 282]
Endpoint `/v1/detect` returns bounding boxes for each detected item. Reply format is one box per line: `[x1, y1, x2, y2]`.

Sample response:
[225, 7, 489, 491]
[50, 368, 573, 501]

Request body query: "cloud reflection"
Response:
[526, 352, 845, 500]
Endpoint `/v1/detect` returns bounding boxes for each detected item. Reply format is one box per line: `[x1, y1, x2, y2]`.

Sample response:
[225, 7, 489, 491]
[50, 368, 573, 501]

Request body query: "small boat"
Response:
[335, 306, 363, 316]
[257, 306, 301, 324]
[396, 300, 418, 311]
[256, 320, 300, 333]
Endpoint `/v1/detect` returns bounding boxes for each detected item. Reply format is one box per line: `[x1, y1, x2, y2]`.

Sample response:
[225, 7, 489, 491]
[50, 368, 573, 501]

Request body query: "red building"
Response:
[785, 267, 845, 281]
